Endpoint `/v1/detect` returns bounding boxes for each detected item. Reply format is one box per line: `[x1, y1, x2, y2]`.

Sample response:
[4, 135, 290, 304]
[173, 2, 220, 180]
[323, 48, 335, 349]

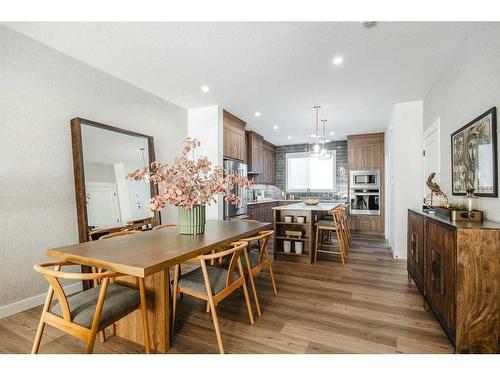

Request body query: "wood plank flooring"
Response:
[0, 234, 453, 354]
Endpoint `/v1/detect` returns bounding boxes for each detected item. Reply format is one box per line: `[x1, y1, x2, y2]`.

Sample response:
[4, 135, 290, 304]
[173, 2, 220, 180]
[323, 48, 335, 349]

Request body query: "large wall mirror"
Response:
[71, 118, 160, 242]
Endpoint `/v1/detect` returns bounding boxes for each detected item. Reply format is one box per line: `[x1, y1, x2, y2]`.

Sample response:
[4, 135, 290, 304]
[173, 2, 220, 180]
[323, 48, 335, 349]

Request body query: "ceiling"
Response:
[5, 22, 472, 145]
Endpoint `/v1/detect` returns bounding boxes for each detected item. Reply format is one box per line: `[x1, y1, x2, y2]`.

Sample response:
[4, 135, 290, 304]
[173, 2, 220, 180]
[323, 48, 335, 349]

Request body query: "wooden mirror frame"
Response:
[70, 117, 160, 243]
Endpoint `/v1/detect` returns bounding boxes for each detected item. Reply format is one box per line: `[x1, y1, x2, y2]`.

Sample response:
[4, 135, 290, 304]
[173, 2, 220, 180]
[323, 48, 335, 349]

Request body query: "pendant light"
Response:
[319, 119, 331, 160]
[312, 105, 321, 155]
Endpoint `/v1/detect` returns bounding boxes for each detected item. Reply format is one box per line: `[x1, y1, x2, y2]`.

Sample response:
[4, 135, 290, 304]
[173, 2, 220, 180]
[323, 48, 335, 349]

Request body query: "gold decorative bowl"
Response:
[302, 198, 320, 205]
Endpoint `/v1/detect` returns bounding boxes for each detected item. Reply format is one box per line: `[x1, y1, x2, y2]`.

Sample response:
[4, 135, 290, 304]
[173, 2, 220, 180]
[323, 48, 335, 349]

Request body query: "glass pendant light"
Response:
[311, 106, 321, 155]
[319, 119, 331, 159]
[140, 147, 150, 184]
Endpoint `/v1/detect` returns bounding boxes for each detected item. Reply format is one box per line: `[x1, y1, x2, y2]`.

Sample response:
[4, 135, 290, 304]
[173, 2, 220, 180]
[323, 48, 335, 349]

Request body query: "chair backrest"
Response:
[197, 241, 249, 288]
[152, 224, 177, 231]
[99, 230, 141, 240]
[239, 230, 274, 265]
[33, 261, 121, 322]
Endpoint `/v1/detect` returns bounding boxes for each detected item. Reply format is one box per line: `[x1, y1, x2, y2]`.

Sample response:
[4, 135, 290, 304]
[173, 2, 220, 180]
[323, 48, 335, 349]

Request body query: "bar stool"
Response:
[32, 261, 151, 354]
[314, 207, 348, 266]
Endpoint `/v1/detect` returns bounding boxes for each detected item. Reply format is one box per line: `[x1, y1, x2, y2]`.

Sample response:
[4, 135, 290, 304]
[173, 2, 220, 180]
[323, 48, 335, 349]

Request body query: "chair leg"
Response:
[138, 277, 151, 354]
[268, 263, 278, 296]
[243, 251, 261, 316]
[85, 336, 96, 354]
[31, 318, 46, 354]
[206, 301, 211, 313]
[207, 294, 224, 354]
[314, 226, 320, 262]
[241, 279, 255, 325]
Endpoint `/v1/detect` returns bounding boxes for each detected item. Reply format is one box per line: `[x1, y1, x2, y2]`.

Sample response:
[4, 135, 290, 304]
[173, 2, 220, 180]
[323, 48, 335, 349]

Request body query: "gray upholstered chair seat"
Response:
[179, 266, 240, 295]
[51, 283, 140, 329]
[221, 251, 260, 269]
[321, 214, 334, 221]
[316, 219, 337, 227]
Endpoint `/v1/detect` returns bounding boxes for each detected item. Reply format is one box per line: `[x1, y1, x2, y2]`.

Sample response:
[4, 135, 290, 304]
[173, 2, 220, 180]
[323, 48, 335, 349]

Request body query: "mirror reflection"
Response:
[81, 124, 154, 239]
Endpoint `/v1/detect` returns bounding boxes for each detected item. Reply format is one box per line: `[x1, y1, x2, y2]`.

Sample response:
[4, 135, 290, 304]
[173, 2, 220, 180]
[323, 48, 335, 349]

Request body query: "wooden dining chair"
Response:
[235, 230, 277, 317]
[152, 223, 177, 231]
[32, 261, 151, 354]
[98, 229, 141, 240]
[171, 241, 254, 354]
[314, 207, 348, 266]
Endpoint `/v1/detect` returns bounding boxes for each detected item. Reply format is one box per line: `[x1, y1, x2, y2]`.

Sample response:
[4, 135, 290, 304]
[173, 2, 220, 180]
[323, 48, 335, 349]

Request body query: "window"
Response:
[286, 151, 336, 192]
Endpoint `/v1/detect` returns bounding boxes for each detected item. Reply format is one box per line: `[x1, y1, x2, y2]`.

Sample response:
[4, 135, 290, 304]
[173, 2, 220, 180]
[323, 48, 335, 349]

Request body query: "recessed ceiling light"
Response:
[329, 131, 335, 135]
[333, 56, 343, 66]
[287, 135, 292, 140]
[254, 112, 261, 117]
[200, 85, 210, 93]
[273, 125, 279, 130]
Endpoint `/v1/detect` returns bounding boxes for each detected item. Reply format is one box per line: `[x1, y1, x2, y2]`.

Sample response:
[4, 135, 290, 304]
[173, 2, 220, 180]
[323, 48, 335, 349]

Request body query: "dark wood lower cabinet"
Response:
[247, 202, 277, 223]
[407, 209, 500, 353]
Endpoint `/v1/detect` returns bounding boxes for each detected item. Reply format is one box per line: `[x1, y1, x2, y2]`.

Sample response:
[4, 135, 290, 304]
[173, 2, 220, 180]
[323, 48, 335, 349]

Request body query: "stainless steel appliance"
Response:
[350, 169, 380, 189]
[349, 189, 380, 215]
[223, 160, 248, 220]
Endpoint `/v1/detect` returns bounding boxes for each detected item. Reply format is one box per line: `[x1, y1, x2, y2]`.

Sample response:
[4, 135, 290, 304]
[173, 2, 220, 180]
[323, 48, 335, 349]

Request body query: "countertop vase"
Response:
[178, 205, 206, 235]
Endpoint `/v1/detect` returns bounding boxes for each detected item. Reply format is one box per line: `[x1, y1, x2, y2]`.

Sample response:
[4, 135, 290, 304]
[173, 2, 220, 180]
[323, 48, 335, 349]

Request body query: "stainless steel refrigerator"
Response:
[223, 159, 248, 220]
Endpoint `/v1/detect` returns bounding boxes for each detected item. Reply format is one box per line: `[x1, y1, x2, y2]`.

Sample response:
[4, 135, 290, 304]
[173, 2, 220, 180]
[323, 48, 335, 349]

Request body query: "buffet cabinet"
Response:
[407, 209, 500, 353]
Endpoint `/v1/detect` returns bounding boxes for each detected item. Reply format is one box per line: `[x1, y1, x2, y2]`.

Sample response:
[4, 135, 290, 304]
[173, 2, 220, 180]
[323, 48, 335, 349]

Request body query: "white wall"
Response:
[423, 24, 500, 221]
[0, 26, 187, 316]
[385, 101, 423, 259]
[85, 162, 116, 183]
[187, 106, 224, 220]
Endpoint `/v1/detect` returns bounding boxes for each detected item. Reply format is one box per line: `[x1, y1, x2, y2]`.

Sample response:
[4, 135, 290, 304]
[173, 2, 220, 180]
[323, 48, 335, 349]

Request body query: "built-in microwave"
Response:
[349, 169, 380, 189]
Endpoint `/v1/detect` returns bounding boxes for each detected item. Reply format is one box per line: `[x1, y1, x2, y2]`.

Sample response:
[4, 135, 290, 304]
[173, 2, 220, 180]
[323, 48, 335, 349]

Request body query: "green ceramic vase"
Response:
[178, 205, 206, 235]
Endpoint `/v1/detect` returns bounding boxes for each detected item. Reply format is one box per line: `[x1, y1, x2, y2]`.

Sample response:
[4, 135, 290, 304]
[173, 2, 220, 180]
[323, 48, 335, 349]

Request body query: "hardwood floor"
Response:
[0, 234, 453, 354]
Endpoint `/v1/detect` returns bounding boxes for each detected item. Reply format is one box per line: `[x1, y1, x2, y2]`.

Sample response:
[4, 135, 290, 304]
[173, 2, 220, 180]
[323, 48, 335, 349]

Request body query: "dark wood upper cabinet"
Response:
[246, 131, 275, 185]
[223, 110, 246, 162]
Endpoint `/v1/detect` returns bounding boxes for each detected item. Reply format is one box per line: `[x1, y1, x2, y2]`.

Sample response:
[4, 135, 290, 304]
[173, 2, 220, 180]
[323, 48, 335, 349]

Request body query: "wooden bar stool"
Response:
[171, 241, 254, 354]
[32, 261, 151, 354]
[314, 207, 348, 266]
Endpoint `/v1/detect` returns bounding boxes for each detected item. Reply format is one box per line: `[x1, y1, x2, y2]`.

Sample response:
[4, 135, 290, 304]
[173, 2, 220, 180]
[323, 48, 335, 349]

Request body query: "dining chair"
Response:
[152, 223, 177, 231]
[234, 230, 277, 317]
[314, 207, 348, 266]
[171, 241, 254, 354]
[98, 229, 141, 240]
[32, 261, 151, 354]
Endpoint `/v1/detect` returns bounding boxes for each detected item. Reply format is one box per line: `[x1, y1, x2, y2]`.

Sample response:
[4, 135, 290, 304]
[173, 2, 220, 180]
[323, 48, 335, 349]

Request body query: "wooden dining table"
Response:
[47, 220, 272, 353]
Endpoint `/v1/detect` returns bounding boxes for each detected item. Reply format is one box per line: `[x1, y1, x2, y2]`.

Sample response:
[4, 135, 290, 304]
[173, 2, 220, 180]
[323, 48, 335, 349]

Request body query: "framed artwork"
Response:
[451, 107, 497, 197]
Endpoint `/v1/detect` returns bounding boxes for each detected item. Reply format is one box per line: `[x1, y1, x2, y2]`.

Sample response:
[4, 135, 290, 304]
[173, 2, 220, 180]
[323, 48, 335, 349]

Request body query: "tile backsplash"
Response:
[247, 140, 349, 200]
[275, 140, 348, 197]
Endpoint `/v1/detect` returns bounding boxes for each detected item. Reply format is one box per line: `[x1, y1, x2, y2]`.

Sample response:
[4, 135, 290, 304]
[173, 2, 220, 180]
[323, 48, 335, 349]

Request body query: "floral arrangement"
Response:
[127, 138, 251, 210]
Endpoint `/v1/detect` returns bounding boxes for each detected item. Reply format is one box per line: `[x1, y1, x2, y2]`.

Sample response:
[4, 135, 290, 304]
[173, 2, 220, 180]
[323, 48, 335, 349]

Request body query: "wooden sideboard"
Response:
[407, 209, 500, 353]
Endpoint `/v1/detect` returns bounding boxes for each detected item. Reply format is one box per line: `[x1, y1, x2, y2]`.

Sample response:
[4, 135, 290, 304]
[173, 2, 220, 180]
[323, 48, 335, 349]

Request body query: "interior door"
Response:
[86, 183, 121, 228]
[423, 119, 440, 197]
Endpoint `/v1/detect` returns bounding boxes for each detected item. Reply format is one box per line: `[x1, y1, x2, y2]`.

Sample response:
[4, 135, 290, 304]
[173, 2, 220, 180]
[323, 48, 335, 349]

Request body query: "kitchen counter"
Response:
[248, 199, 347, 206]
[272, 202, 341, 211]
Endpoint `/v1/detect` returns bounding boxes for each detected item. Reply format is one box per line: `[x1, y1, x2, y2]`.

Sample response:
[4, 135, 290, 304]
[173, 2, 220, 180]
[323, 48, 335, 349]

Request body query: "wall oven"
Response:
[350, 169, 380, 189]
[349, 189, 380, 215]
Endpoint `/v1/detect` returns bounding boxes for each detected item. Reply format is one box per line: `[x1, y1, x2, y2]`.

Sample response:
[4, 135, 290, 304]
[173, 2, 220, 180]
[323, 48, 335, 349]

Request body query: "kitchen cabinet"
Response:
[247, 131, 275, 185]
[347, 132, 385, 235]
[223, 110, 246, 162]
[248, 201, 277, 222]
[407, 209, 500, 353]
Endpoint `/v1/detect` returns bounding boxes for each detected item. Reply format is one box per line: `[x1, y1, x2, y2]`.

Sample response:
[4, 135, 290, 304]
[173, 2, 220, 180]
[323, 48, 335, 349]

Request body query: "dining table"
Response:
[46, 220, 272, 353]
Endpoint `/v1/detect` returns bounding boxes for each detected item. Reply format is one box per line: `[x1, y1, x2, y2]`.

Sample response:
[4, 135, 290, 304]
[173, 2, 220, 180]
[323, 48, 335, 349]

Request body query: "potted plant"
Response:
[127, 138, 251, 234]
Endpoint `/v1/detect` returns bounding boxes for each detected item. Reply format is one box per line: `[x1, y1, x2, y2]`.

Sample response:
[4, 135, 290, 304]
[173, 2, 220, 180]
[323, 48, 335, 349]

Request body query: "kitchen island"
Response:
[272, 202, 341, 263]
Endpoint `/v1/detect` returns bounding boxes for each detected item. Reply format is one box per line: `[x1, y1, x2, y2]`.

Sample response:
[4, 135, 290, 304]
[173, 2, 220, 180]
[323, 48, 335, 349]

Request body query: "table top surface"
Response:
[272, 202, 341, 211]
[47, 220, 272, 277]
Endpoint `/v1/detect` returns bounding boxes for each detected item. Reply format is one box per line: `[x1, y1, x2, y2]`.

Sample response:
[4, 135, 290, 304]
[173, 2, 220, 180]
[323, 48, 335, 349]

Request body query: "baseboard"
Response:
[0, 282, 82, 320]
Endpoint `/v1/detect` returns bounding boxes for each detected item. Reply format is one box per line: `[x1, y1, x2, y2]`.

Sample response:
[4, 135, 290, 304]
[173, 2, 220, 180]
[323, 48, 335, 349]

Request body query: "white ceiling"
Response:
[5, 22, 472, 145]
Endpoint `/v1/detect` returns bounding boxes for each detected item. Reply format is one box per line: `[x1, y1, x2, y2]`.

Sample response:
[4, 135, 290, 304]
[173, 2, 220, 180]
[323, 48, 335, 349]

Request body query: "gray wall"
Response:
[275, 140, 348, 197]
[423, 23, 500, 221]
[0, 26, 188, 311]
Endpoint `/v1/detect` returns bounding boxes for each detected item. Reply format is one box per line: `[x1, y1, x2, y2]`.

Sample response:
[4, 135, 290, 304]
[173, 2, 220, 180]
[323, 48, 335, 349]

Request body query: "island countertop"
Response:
[272, 202, 341, 211]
